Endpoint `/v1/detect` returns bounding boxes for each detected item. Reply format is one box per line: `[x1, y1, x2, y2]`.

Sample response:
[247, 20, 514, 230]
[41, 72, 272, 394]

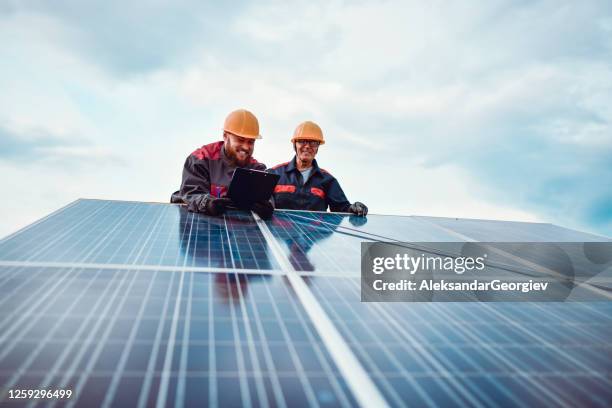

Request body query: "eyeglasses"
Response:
[295, 140, 320, 147]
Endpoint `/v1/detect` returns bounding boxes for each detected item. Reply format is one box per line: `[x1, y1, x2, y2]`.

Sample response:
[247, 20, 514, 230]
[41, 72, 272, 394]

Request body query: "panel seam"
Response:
[252, 212, 389, 408]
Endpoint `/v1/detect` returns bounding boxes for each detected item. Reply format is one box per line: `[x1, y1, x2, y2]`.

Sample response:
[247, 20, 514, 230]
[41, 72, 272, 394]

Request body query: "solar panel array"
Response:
[1, 199, 611, 407]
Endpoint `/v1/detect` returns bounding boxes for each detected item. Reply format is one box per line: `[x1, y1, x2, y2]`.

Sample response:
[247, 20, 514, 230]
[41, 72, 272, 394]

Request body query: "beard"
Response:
[225, 139, 252, 167]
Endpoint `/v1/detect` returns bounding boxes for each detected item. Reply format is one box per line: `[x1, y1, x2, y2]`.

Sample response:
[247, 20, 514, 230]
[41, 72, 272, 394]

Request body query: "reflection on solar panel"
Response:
[1, 199, 611, 407]
[0, 267, 354, 407]
[0, 201, 278, 271]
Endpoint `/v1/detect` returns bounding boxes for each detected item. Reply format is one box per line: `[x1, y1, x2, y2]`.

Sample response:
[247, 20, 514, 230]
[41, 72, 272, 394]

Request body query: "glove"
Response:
[251, 200, 274, 220]
[349, 201, 368, 217]
[204, 196, 233, 216]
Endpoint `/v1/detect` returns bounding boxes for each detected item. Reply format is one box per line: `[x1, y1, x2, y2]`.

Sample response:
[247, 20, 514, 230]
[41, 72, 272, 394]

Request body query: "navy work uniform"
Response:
[268, 157, 351, 212]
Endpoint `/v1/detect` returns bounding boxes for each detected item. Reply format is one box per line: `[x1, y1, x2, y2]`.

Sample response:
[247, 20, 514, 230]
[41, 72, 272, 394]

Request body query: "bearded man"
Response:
[171, 109, 274, 218]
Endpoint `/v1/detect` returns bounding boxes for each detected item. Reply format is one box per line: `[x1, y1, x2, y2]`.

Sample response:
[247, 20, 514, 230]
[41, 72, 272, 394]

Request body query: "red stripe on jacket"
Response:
[191, 141, 223, 160]
[274, 184, 296, 193]
[310, 187, 325, 199]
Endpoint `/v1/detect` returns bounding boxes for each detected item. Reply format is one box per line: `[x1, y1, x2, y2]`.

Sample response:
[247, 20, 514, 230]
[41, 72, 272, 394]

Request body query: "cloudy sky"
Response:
[1, 0, 611, 238]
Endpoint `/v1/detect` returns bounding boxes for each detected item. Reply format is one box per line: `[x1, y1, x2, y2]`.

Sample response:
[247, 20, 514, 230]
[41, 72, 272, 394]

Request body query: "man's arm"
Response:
[327, 178, 368, 216]
[171, 155, 222, 214]
[327, 178, 352, 213]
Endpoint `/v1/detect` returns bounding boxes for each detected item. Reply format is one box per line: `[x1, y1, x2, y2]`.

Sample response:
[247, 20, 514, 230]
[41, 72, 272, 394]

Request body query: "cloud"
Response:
[1, 0, 247, 76]
[0, 0, 611, 238]
[0, 125, 126, 167]
[0, 126, 66, 159]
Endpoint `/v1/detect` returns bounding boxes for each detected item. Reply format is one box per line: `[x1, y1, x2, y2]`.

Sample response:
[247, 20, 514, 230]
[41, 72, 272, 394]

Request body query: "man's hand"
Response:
[204, 197, 233, 216]
[251, 200, 274, 220]
[349, 202, 368, 217]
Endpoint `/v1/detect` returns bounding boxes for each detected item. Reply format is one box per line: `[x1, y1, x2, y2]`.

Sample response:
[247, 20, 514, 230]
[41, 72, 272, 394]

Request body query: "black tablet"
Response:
[227, 168, 280, 208]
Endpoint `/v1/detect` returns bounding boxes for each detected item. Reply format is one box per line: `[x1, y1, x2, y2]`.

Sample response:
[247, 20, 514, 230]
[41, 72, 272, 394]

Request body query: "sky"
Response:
[1, 0, 611, 239]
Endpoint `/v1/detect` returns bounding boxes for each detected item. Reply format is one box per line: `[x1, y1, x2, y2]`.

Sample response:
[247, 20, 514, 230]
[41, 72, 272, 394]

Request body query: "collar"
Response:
[288, 156, 321, 176]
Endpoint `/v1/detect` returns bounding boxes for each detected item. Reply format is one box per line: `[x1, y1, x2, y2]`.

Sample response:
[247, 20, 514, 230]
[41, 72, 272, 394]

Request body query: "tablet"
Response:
[227, 167, 280, 208]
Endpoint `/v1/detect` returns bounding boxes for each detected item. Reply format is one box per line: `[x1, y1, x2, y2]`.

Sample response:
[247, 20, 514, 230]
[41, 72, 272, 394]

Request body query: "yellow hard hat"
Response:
[223, 109, 261, 139]
[291, 121, 325, 145]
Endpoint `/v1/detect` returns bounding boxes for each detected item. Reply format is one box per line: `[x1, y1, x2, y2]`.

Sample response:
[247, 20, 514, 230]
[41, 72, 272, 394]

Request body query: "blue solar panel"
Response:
[310, 276, 612, 407]
[0, 266, 356, 407]
[261, 211, 456, 274]
[281, 211, 462, 242]
[1, 199, 611, 407]
[264, 212, 367, 274]
[0, 201, 280, 271]
[416, 215, 609, 242]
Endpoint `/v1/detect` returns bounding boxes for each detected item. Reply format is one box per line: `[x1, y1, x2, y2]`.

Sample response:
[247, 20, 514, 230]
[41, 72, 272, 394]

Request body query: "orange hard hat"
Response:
[291, 121, 325, 145]
[223, 109, 261, 139]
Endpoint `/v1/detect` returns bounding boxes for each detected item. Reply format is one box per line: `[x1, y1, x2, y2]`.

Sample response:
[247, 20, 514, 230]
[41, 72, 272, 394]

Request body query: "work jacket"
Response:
[268, 157, 351, 212]
[171, 141, 266, 213]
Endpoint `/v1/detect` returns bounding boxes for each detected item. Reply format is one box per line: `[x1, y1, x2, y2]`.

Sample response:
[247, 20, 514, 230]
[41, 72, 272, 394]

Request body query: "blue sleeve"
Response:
[327, 177, 351, 212]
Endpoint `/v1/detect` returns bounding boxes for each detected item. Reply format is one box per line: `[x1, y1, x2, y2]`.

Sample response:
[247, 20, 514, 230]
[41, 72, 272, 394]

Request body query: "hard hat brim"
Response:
[225, 129, 262, 139]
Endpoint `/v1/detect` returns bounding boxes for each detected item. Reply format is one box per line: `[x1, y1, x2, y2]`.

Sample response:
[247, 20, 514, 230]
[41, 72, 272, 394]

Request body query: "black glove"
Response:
[349, 201, 368, 217]
[251, 200, 274, 220]
[204, 196, 233, 216]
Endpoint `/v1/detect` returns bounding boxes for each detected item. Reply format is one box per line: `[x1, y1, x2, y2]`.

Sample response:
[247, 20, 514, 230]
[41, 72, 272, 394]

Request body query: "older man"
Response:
[269, 121, 368, 216]
[171, 109, 274, 218]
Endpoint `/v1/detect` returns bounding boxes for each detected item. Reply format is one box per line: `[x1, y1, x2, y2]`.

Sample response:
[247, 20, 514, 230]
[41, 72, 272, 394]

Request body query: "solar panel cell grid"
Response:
[310, 276, 612, 407]
[1, 199, 611, 407]
[0, 202, 280, 271]
[0, 267, 356, 407]
[283, 211, 462, 242]
[264, 212, 404, 275]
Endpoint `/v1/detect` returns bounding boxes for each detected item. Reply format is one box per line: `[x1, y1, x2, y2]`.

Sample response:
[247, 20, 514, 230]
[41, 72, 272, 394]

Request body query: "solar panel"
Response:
[1, 199, 611, 407]
[0, 266, 355, 407]
[414, 215, 608, 242]
[0, 201, 280, 271]
[310, 276, 612, 407]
